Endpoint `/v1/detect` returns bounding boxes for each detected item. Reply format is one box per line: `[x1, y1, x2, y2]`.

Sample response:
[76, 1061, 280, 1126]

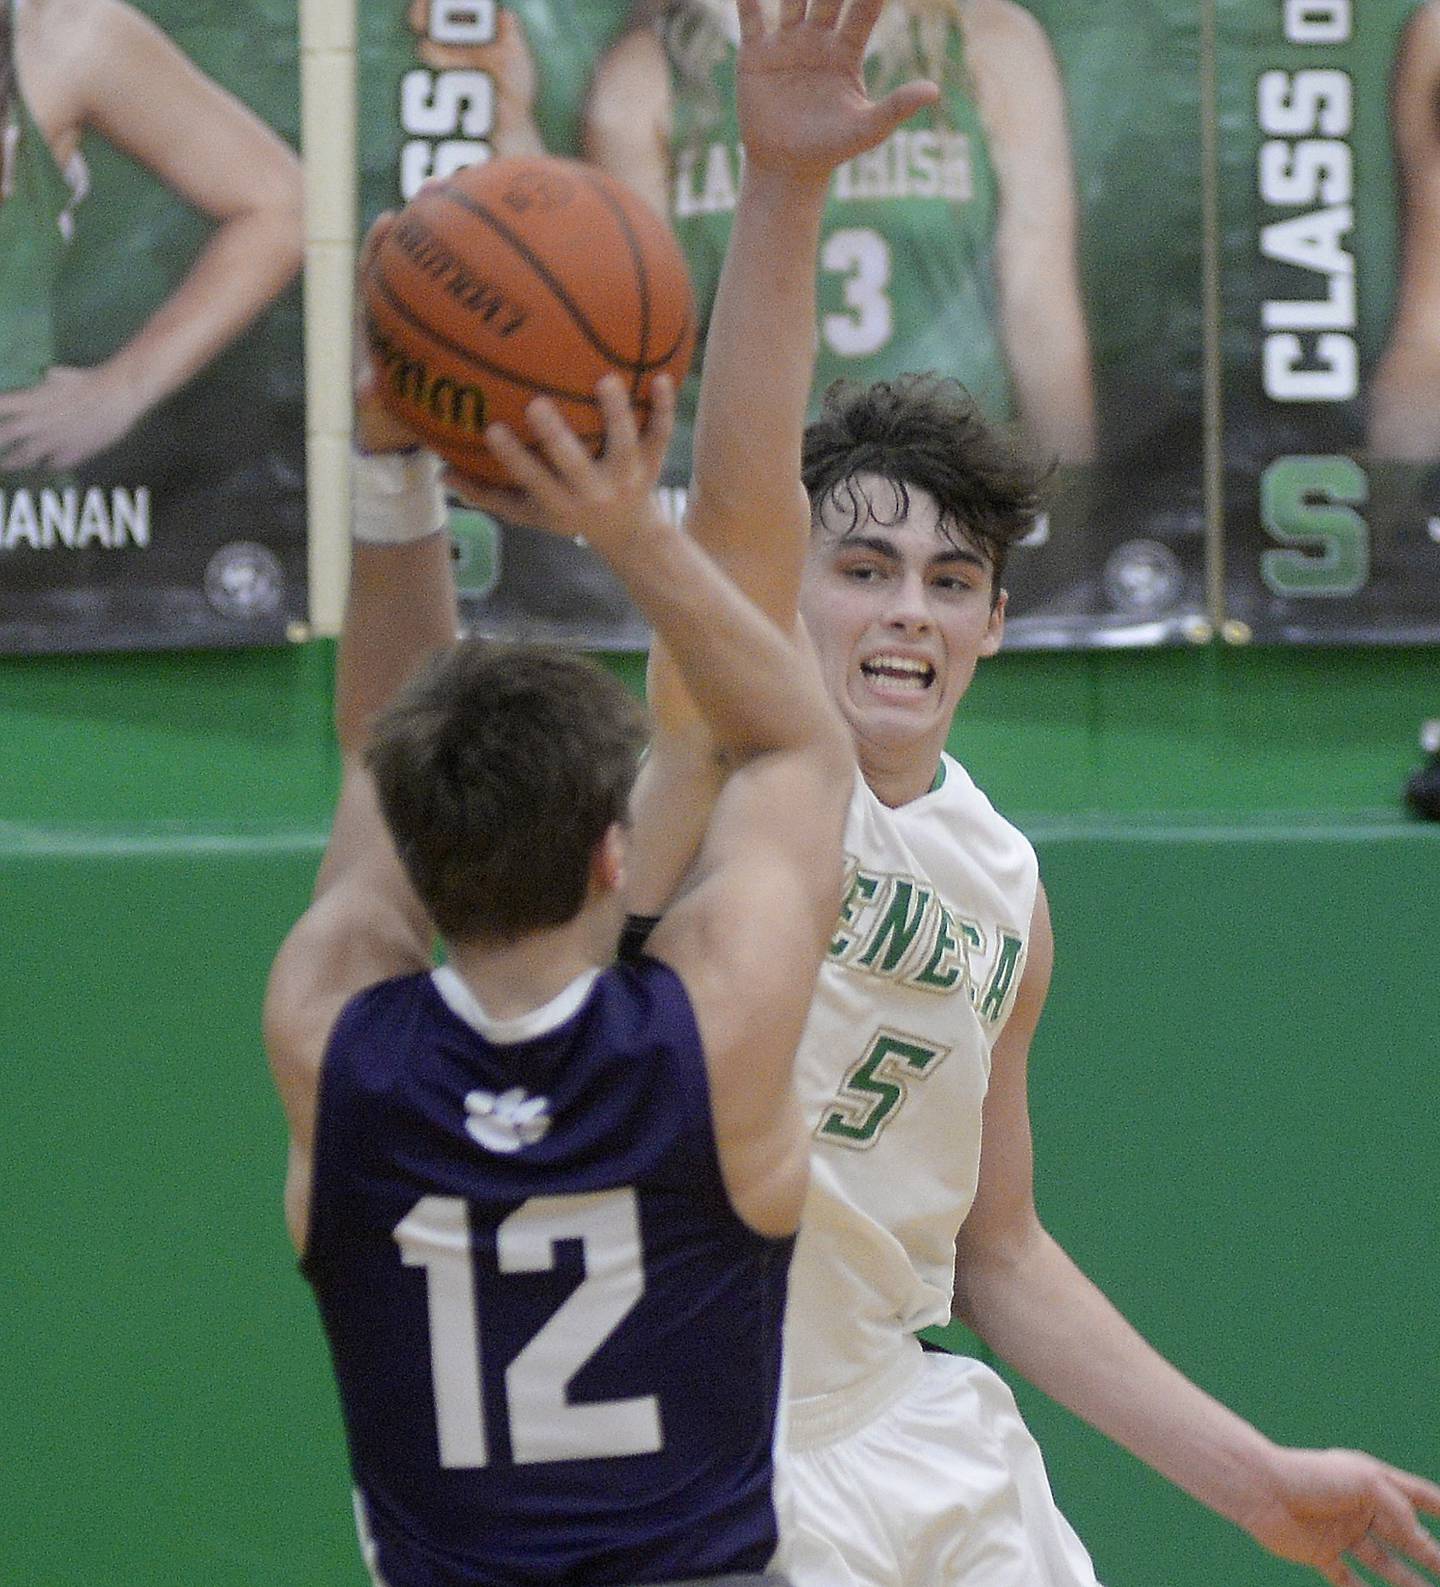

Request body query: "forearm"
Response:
[98, 206, 302, 412]
[956, 1223, 1279, 1532]
[688, 165, 826, 597]
[605, 512, 840, 769]
[335, 456, 457, 755]
[998, 275, 1096, 465]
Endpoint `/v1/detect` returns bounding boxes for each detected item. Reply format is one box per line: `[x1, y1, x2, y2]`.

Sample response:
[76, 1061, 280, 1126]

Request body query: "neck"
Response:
[443, 909, 614, 1022]
[857, 736, 945, 809]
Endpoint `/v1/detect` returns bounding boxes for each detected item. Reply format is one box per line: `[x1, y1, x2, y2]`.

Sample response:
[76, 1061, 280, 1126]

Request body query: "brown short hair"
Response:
[802, 375, 1043, 594]
[366, 641, 646, 941]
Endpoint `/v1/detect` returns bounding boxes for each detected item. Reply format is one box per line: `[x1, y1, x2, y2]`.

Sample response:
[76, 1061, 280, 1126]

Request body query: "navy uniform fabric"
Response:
[304, 957, 793, 1587]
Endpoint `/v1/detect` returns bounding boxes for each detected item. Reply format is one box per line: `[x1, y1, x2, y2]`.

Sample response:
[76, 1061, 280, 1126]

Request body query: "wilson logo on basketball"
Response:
[363, 153, 695, 486]
[367, 315, 488, 436]
[392, 217, 530, 335]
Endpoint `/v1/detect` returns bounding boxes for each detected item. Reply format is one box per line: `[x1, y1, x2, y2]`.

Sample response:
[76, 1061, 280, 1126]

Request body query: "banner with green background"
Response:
[0, 0, 305, 654]
[363, 0, 1214, 649]
[1217, 0, 1440, 643]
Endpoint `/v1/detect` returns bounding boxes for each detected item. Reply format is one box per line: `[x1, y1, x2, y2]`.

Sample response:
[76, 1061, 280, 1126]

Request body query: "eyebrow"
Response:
[836, 534, 988, 571]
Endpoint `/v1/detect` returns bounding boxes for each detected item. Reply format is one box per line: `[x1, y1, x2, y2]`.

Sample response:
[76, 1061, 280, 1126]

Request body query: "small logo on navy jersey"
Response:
[464, 1087, 552, 1153]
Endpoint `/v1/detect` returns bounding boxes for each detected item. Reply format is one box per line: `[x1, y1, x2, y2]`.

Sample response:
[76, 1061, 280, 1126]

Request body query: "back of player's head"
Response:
[801, 374, 1042, 592]
[366, 641, 646, 942]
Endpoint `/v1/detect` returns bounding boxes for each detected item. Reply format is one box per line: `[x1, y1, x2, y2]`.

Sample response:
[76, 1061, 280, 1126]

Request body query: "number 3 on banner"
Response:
[821, 228, 894, 358]
[393, 1189, 662, 1468]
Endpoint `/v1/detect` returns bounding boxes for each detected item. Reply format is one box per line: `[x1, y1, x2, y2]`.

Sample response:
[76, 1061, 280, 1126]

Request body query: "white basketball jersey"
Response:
[785, 753, 1038, 1402]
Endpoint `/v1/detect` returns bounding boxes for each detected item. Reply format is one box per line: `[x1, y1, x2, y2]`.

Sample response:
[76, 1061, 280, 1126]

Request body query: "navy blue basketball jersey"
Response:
[303, 957, 793, 1587]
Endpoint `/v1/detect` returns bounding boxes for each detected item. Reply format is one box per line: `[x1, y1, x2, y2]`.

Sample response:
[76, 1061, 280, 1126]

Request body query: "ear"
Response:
[591, 821, 627, 897]
[979, 587, 1007, 657]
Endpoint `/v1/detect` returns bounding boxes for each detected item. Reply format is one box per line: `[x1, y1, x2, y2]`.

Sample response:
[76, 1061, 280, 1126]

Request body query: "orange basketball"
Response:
[362, 155, 696, 486]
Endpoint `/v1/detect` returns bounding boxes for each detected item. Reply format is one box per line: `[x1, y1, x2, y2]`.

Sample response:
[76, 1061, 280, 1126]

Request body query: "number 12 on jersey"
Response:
[393, 1188, 662, 1468]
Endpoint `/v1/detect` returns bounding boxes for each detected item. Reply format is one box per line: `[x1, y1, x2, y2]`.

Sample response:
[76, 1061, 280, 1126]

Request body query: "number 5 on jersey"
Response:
[816, 1028, 949, 1149]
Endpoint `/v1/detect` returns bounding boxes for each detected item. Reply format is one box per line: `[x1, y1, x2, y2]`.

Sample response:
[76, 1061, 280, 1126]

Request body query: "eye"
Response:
[841, 561, 885, 582]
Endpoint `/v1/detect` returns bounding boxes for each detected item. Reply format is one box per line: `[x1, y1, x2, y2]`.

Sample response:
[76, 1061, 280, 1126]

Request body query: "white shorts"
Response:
[781, 1351, 1102, 1587]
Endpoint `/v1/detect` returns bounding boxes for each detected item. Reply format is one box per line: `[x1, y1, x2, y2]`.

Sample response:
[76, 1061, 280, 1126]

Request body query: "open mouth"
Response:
[859, 654, 936, 692]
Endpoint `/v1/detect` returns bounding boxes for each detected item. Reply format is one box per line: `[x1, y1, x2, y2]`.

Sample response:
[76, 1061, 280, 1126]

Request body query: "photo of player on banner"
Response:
[0, 0, 304, 654]
[363, 0, 1209, 650]
[1219, 0, 1440, 644]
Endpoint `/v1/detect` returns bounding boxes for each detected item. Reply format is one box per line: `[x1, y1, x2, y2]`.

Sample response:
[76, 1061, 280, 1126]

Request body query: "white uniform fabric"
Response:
[785, 755, 1037, 1401]
[780, 756, 1100, 1585]
[785, 1349, 1100, 1587]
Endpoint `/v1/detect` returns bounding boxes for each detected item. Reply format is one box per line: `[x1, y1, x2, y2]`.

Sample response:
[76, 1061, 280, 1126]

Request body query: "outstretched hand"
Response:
[736, 0, 939, 180]
[1244, 1446, 1440, 1587]
[459, 373, 676, 554]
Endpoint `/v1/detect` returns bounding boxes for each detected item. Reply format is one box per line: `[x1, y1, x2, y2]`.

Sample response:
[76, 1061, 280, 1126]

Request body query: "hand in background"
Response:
[406, 3, 538, 147]
[0, 365, 147, 469]
[735, 0, 939, 181]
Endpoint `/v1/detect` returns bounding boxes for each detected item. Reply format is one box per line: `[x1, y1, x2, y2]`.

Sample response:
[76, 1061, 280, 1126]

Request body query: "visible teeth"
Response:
[861, 655, 934, 689]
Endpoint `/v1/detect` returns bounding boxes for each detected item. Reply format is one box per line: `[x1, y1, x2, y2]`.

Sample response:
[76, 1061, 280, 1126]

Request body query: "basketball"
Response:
[362, 155, 696, 486]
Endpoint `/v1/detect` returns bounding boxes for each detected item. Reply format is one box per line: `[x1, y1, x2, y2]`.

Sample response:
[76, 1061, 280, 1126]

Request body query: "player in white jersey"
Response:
[609, 3, 1440, 1584]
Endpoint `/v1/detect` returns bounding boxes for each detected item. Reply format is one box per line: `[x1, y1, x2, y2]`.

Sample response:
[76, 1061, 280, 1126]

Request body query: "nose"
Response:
[883, 569, 934, 633]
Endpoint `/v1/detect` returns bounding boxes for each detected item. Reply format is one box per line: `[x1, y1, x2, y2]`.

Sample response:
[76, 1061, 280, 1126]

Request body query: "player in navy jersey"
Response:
[263, 337, 852, 1582]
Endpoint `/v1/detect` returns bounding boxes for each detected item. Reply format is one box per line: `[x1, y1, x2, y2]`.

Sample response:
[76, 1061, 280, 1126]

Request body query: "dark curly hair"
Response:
[802, 375, 1043, 596]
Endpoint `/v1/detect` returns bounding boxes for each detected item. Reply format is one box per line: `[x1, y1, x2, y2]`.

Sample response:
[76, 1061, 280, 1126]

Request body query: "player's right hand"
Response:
[470, 373, 675, 551]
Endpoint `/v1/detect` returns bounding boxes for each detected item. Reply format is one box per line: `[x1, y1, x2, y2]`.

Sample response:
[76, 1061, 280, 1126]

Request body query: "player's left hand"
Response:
[466, 373, 675, 551]
[0, 365, 144, 469]
[1242, 1445, 1440, 1586]
[735, 0, 940, 183]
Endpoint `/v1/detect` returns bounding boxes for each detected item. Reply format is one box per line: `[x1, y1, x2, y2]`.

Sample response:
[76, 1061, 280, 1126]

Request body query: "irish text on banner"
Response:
[0, 0, 305, 655]
[364, 1, 1207, 651]
[1218, 0, 1440, 644]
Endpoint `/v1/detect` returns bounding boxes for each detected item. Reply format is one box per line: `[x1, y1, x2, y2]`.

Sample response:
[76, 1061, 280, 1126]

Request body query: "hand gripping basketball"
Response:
[361, 154, 696, 488]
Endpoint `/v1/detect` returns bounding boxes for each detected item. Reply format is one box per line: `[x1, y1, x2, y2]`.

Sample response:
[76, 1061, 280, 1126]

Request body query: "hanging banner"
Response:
[1218, 0, 1440, 644]
[1001, 0, 1208, 645]
[367, 0, 1206, 650]
[360, 0, 649, 650]
[0, 0, 305, 655]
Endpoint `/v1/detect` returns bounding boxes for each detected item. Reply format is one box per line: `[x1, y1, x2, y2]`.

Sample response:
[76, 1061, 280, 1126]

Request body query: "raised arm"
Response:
[954, 886, 1440, 1587]
[483, 376, 854, 1234]
[967, 0, 1095, 465]
[626, 0, 939, 914]
[583, 18, 673, 219]
[683, 0, 939, 615]
[1369, 0, 1440, 460]
[0, 0, 303, 469]
[264, 224, 454, 1252]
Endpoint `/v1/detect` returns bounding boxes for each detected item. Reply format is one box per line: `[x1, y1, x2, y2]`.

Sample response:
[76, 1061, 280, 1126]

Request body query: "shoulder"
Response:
[963, 0, 1059, 70]
[938, 753, 1036, 848]
[963, 0, 1067, 140]
[22, 0, 182, 123]
[35, 0, 151, 62]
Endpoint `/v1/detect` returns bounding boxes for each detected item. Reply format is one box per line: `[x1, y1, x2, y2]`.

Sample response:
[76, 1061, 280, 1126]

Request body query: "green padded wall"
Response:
[4, 640, 1439, 1584]
[5, 814, 1436, 1585]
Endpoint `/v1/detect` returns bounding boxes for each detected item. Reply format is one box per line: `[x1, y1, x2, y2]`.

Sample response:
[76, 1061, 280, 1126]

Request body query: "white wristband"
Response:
[351, 448, 448, 545]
